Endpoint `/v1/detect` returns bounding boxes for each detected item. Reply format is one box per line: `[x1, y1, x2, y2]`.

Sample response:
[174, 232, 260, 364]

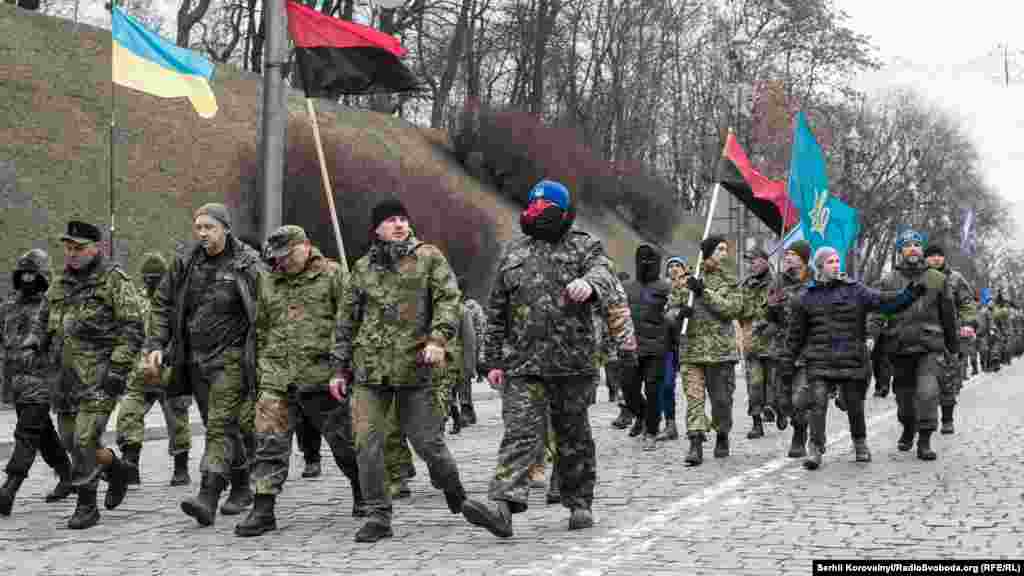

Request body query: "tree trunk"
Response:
[430, 0, 471, 128]
[177, 0, 214, 48]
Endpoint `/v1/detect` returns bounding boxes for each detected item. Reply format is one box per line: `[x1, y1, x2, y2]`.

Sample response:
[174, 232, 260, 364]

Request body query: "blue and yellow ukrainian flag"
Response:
[112, 6, 218, 118]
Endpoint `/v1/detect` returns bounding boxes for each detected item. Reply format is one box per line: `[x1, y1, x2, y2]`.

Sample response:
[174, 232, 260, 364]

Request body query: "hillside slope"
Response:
[0, 5, 699, 297]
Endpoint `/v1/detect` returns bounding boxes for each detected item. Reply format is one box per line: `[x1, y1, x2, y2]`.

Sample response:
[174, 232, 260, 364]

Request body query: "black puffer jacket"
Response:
[624, 245, 670, 357]
[868, 262, 959, 357]
[784, 277, 920, 381]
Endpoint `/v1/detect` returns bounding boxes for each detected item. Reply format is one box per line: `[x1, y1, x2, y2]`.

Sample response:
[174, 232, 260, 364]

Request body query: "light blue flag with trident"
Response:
[787, 112, 860, 270]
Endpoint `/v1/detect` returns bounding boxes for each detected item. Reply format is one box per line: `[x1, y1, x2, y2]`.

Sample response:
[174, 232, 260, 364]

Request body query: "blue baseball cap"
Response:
[527, 180, 571, 210]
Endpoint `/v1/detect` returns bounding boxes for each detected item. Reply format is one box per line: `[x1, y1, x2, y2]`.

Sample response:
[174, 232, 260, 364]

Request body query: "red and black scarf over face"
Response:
[520, 199, 572, 243]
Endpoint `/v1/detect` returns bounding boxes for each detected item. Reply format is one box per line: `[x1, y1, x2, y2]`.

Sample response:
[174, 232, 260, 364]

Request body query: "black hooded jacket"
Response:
[623, 245, 670, 357]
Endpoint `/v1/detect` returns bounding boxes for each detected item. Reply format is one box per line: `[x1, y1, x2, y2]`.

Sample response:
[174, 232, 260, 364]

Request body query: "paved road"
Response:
[0, 363, 1021, 576]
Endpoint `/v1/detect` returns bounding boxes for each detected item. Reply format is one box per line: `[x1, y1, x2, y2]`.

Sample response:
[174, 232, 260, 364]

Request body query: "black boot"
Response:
[607, 386, 618, 404]
[448, 403, 463, 435]
[713, 433, 730, 458]
[170, 453, 191, 486]
[181, 473, 227, 526]
[897, 425, 916, 452]
[121, 444, 142, 486]
[0, 475, 25, 516]
[684, 434, 704, 466]
[462, 499, 513, 538]
[940, 406, 955, 435]
[746, 416, 764, 439]
[853, 438, 872, 462]
[354, 520, 394, 542]
[611, 406, 633, 429]
[628, 418, 644, 438]
[444, 483, 467, 514]
[568, 508, 594, 530]
[461, 404, 477, 426]
[220, 468, 253, 515]
[916, 430, 937, 461]
[301, 460, 322, 478]
[104, 451, 133, 510]
[788, 424, 807, 458]
[803, 443, 823, 470]
[67, 488, 100, 529]
[350, 479, 367, 517]
[234, 494, 277, 537]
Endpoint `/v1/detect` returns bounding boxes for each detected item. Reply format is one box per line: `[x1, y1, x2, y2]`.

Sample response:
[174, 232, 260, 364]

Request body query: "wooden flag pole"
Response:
[305, 98, 349, 274]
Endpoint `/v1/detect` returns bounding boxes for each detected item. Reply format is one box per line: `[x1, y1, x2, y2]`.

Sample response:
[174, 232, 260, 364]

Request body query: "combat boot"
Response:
[462, 499, 513, 538]
[301, 460, 322, 478]
[354, 520, 393, 543]
[746, 416, 764, 439]
[916, 430, 937, 461]
[461, 404, 477, 426]
[628, 418, 644, 438]
[170, 452, 191, 486]
[67, 488, 100, 529]
[181, 473, 227, 526]
[104, 451, 133, 510]
[803, 443, 823, 470]
[350, 478, 368, 517]
[897, 425, 916, 452]
[940, 406, 955, 435]
[853, 438, 871, 462]
[656, 420, 679, 441]
[713, 433, 730, 458]
[121, 444, 142, 486]
[568, 508, 594, 530]
[444, 483, 468, 514]
[788, 424, 807, 458]
[220, 468, 254, 515]
[234, 494, 277, 537]
[684, 433, 704, 466]
[611, 406, 633, 429]
[0, 474, 25, 516]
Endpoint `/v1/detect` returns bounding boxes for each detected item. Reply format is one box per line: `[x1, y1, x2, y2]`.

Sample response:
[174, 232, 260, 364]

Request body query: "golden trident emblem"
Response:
[809, 189, 831, 235]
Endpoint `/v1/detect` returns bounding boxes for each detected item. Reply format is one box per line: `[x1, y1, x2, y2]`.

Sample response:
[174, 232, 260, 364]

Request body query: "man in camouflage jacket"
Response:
[924, 244, 976, 435]
[666, 235, 746, 466]
[145, 204, 262, 526]
[331, 199, 469, 543]
[0, 249, 74, 516]
[459, 277, 486, 425]
[461, 180, 636, 538]
[115, 252, 193, 487]
[868, 230, 958, 461]
[44, 220, 145, 529]
[737, 247, 779, 440]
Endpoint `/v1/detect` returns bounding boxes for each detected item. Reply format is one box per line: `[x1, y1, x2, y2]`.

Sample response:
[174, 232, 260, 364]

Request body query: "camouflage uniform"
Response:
[333, 235, 468, 530]
[738, 270, 777, 432]
[0, 249, 72, 514]
[147, 233, 261, 524]
[45, 226, 146, 527]
[868, 263, 957, 456]
[234, 231, 362, 536]
[115, 252, 192, 482]
[476, 231, 635, 515]
[764, 268, 810, 457]
[934, 266, 975, 414]
[667, 265, 745, 442]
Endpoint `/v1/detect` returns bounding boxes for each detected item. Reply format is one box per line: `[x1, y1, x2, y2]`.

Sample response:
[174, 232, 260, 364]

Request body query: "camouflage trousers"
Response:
[353, 384, 463, 525]
[488, 375, 596, 512]
[70, 398, 117, 489]
[384, 402, 416, 493]
[793, 377, 867, 449]
[116, 378, 192, 455]
[936, 351, 963, 408]
[250, 387, 358, 496]
[891, 353, 941, 433]
[191, 350, 254, 479]
[745, 356, 779, 418]
[5, 403, 70, 480]
[682, 363, 736, 437]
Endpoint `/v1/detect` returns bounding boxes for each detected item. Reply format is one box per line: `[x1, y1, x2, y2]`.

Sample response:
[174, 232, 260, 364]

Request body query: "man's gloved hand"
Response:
[103, 371, 127, 397]
[686, 276, 704, 297]
[619, 348, 638, 369]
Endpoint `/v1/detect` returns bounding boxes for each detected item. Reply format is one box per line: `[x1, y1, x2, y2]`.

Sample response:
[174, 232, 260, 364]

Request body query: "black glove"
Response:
[103, 370, 127, 397]
[908, 282, 927, 299]
[686, 276, 704, 297]
[619, 349, 638, 369]
[679, 304, 694, 319]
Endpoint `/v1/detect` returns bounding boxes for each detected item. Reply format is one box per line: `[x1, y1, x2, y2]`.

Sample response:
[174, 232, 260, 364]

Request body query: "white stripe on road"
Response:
[517, 372, 990, 576]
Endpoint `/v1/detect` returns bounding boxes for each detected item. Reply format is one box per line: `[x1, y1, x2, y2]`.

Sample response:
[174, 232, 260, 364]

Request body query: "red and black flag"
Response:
[286, 1, 421, 97]
[719, 132, 799, 235]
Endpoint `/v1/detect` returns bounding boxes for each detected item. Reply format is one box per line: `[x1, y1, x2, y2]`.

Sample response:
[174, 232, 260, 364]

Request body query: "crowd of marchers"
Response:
[1, 179, 1021, 542]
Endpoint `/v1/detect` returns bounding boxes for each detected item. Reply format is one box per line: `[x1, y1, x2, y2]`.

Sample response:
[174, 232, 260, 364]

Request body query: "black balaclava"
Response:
[635, 244, 661, 284]
[13, 249, 51, 297]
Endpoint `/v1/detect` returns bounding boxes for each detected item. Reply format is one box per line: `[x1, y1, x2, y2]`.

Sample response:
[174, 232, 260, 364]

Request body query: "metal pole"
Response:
[260, 0, 287, 240]
[109, 5, 117, 263]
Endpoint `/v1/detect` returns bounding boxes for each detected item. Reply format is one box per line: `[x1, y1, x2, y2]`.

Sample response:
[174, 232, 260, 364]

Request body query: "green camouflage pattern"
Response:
[738, 272, 774, 358]
[199, 348, 254, 477]
[942, 267, 977, 327]
[255, 247, 346, 395]
[334, 236, 460, 388]
[668, 265, 744, 365]
[764, 271, 809, 360]
[464, 298, 487, 366]
[484, 231, 636, 378]
[1, 297, 50, 405]
[71, 398, 117, 488]
[45, 256, 146, 404]
[868, 265, 954, 356]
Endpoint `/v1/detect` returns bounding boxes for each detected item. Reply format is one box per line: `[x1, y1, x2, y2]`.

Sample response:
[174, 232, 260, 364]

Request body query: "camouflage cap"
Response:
[60, 219, 102, 245]
[140, 252, 168, 276]
[266, 225, 307, 258]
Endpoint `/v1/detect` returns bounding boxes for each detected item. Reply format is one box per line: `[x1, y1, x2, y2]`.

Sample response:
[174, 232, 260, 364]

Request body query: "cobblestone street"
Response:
[1, 361, 1022, 575]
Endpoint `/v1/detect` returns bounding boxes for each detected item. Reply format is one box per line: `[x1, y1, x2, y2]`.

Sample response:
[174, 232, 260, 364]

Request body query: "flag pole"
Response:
[305, 98, 349, 274]
[109, 4, 117, 263]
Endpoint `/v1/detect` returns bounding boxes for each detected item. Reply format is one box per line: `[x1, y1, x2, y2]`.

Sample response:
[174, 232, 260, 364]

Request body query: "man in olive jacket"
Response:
[868, 230, 958, 461]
